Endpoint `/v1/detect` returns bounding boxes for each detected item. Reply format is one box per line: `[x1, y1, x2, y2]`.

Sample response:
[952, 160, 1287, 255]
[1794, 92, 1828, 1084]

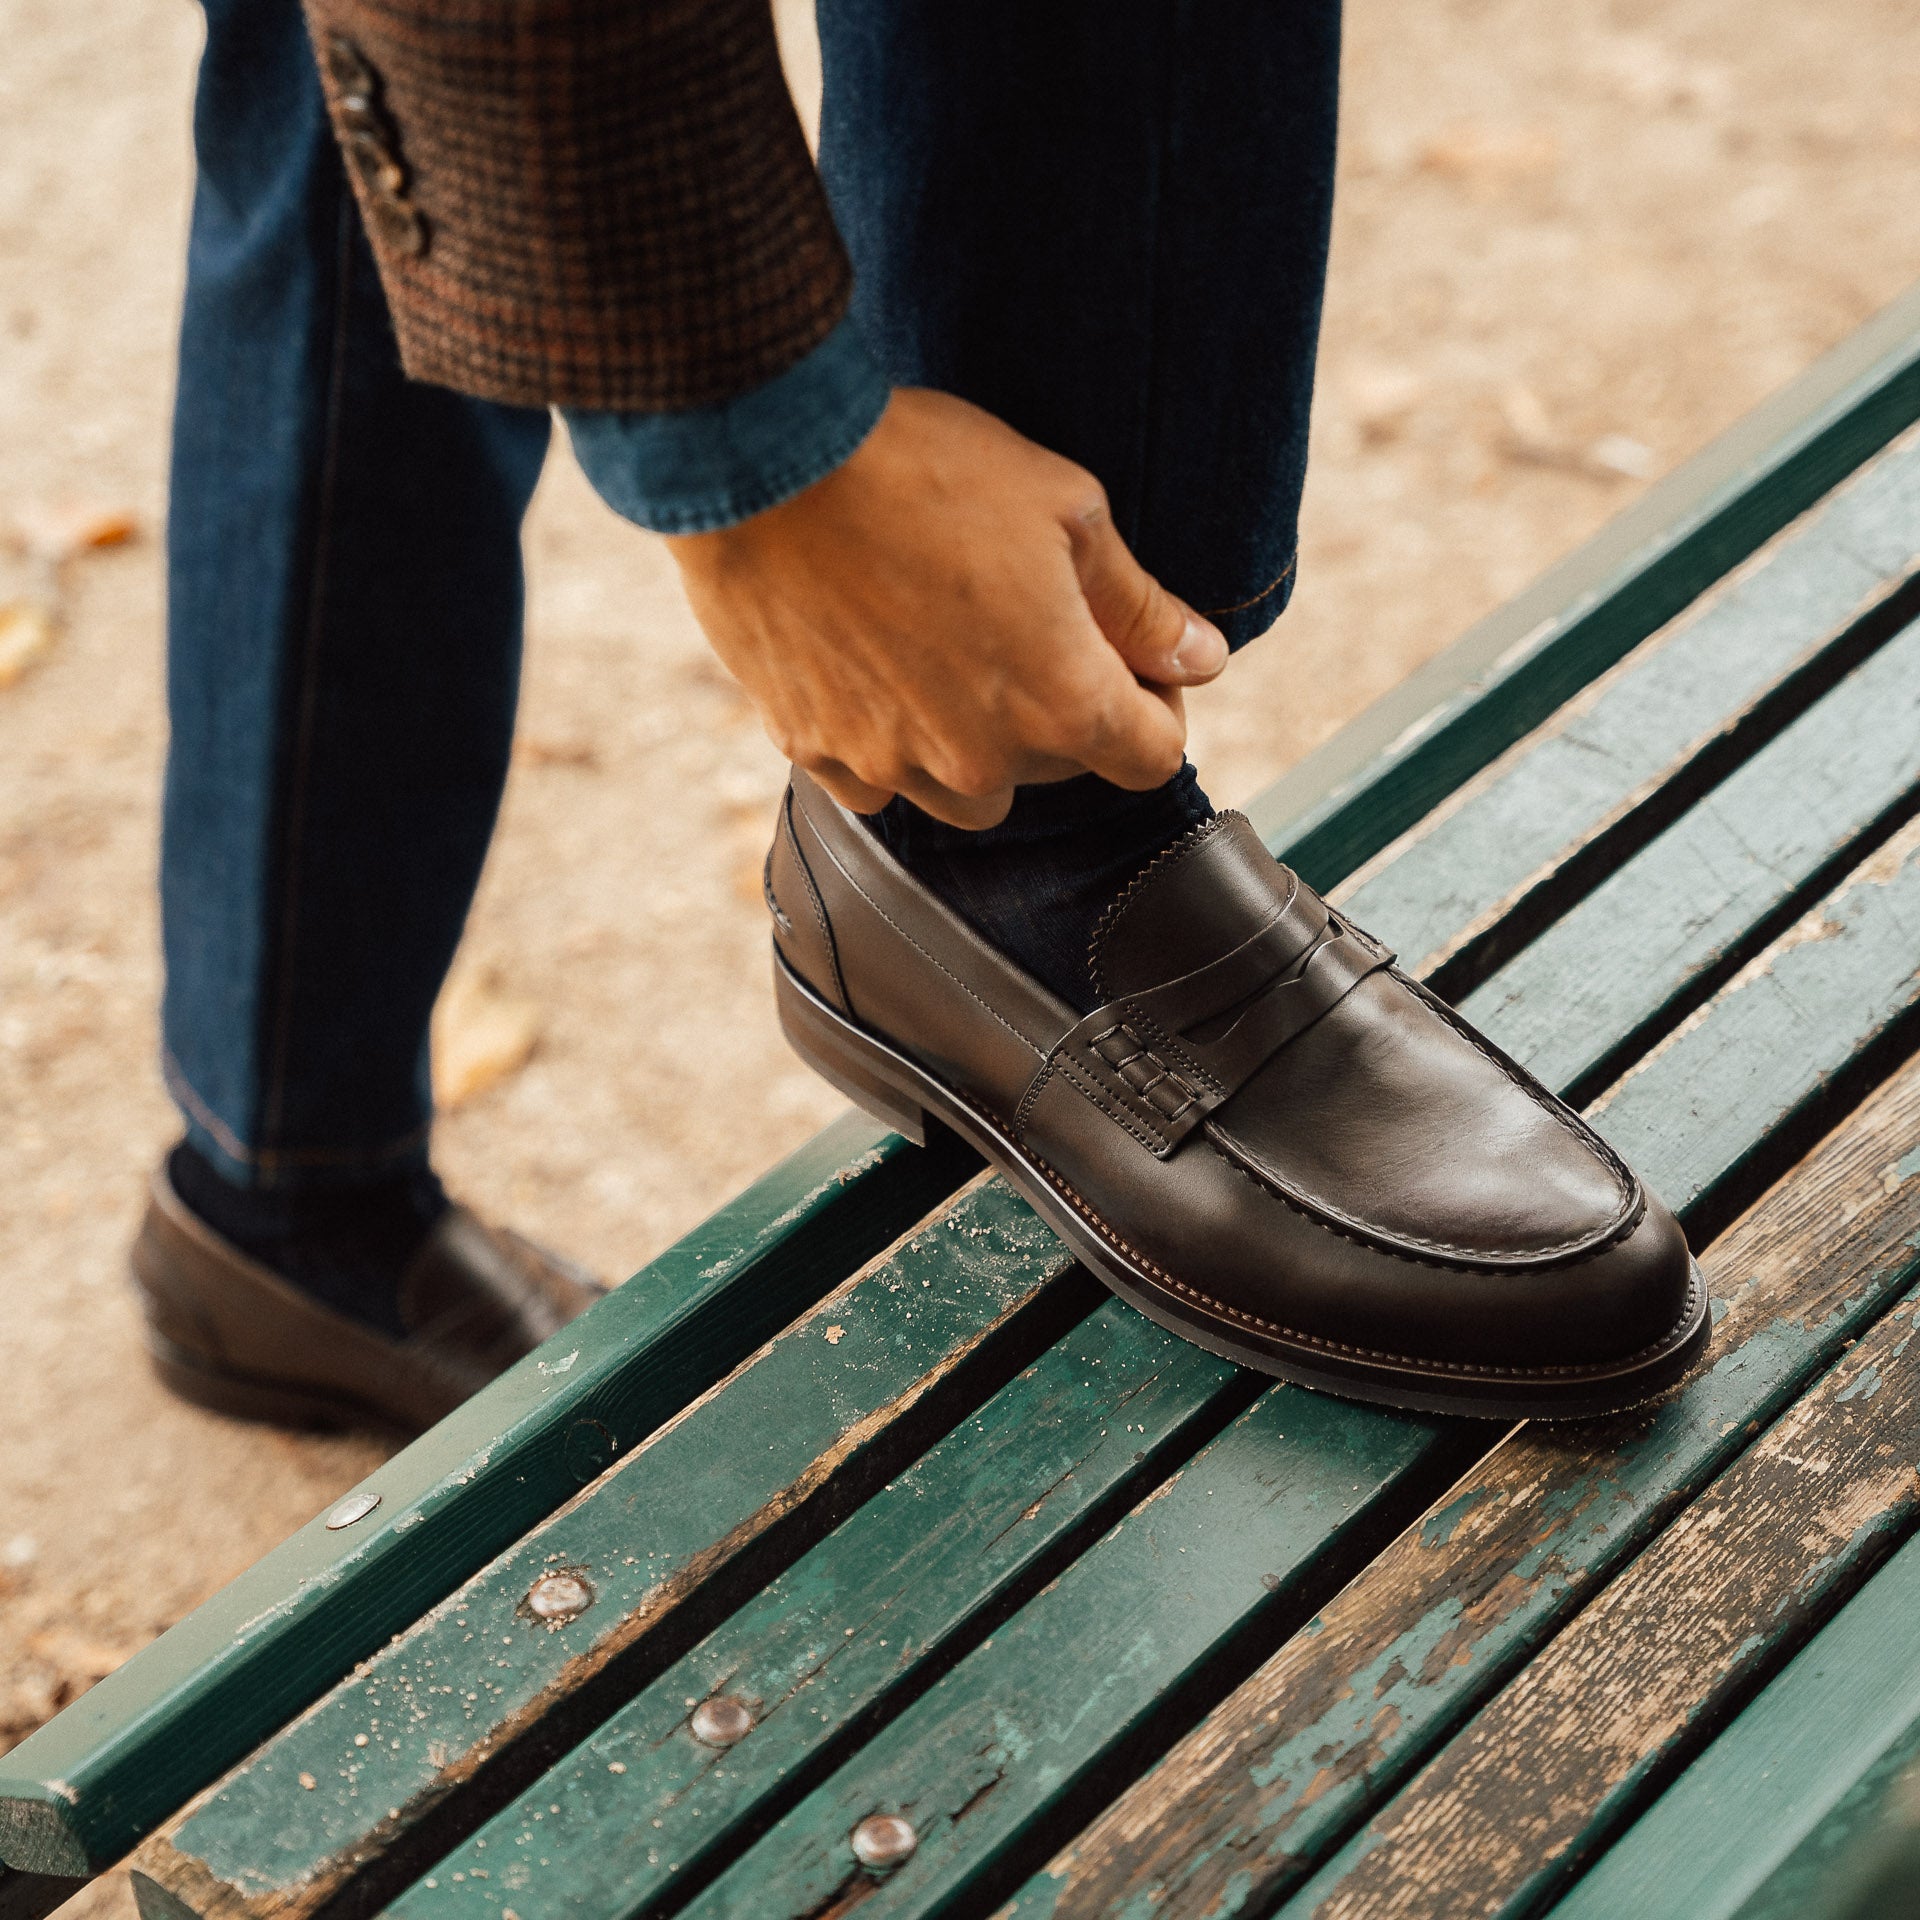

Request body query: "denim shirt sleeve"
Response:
[561, 315, 891, 535]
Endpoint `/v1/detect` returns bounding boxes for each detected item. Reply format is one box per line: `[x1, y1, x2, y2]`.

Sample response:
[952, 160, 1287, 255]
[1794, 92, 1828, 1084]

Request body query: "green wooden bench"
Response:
[6, 279, 1920, 1920]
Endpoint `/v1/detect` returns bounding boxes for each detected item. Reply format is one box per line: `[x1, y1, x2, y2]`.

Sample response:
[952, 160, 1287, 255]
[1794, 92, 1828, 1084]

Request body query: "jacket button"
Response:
[323, 35, 428, 258]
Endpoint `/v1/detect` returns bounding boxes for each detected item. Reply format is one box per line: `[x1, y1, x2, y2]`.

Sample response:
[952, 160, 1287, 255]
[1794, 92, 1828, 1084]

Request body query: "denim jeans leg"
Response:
[161, 0, 552, 1192]
[817, 0, 1341, 648]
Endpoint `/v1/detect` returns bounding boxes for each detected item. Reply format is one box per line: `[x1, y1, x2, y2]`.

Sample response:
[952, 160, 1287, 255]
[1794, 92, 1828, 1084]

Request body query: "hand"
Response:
[663, 387, 1228, 827]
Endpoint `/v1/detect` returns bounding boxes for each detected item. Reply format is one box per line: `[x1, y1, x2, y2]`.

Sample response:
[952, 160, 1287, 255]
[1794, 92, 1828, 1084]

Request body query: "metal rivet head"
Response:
[326, 1492, 381, 1531]
[850, 1814, 917, 1871]
[525, 1570, 594, 1623]
[689, 1695, 753, 1748]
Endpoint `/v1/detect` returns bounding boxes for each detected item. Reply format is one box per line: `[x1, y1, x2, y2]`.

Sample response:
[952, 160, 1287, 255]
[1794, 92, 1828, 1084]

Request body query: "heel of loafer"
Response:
[144, 1329, 357, 1431]
[774, 958, 930, 1147]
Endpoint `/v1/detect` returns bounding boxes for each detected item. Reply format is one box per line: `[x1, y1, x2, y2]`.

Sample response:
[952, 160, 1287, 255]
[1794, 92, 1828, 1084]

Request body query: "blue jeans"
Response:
[162, 0, 1341, 1191]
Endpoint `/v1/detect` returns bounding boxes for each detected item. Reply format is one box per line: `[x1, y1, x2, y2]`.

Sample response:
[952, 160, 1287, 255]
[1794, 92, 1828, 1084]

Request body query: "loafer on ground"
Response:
[131, 1166, 605, 1434]
[765, 772, 1708, 1419]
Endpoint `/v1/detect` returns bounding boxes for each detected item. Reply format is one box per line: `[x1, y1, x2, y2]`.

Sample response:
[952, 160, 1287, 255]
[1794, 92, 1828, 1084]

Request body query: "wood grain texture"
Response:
[1544, 1529, 1920, 1920]
[386, 1300, 1247, 1920]
[1460, 608, 1920, 1100]
[1283, 1262, 1920, 1918]
[1337, 421, 1920, 982]
[1257, 281, 1920, 891]
[0, 1113, 974, 1878]
[681, 1391, 1455, 1920]
[1586, 807, 1920, 1226]
[998, 1049, 1920, 1920]
[479, 745, 1920, 1920]
[126, 1174, 1084, 1920]
[153, 675, 1920, 1920]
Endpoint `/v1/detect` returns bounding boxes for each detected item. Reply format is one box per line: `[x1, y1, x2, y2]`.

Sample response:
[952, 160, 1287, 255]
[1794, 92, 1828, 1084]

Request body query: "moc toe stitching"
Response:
[1206, 1112, 1643, 1268]
[1203, 1129, 1640, 1277]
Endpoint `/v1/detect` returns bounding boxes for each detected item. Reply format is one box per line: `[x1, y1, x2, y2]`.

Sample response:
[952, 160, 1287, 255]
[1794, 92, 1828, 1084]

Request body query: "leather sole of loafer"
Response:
[144, 1329, 423, 1436]
[775, 952, 1711, 1420]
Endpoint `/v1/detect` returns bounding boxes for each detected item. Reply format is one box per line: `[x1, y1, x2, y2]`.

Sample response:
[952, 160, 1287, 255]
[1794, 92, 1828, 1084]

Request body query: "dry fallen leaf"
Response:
[0, 601, 56, 688]
[1345, 361, 1427, 445]
[1418, 123, 1560, 190]
[11, 502, 139, 565]
[514, 736, 599, 770]
[1498, 385, 1655, 483]
[432, 964, 542, 1110]
[26, 1628, 138, 1684]
[824, 1324, 846, 1345]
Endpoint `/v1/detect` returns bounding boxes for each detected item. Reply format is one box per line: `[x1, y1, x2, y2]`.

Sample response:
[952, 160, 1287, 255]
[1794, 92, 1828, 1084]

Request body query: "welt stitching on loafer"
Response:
[770, 772, 1708, 1418]
[1027, 1146, 1706, 1380]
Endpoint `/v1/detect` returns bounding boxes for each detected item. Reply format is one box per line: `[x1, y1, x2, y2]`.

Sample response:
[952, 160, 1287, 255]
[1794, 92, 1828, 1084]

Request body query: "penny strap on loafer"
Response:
[1031, 875, 1396, 1156]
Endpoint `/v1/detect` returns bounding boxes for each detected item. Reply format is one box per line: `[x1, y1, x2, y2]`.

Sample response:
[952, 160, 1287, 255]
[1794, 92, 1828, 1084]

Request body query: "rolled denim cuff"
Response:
[562, 315, 892, 535]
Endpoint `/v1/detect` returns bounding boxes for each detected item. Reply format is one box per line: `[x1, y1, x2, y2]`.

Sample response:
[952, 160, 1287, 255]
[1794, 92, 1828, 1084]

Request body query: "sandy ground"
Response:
[2, 0, 1918, 1904]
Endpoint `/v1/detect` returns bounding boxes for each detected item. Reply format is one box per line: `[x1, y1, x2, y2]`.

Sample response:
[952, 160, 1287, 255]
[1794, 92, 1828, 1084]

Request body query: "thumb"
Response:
[1069, 506, 1228, 687]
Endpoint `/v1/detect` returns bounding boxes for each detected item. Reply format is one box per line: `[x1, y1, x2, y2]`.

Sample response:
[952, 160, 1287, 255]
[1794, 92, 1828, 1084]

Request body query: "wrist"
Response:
[566, 317, 891, 537]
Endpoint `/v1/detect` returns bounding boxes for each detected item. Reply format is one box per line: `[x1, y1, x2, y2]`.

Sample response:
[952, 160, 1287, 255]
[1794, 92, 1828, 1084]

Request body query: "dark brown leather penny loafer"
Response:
[131, 1165, 606, 1434]
[765, 772, 1708, 1419]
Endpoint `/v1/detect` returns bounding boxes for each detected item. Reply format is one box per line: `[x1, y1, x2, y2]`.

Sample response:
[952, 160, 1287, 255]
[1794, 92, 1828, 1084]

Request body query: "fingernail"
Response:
[1173, 618, 1228, 679]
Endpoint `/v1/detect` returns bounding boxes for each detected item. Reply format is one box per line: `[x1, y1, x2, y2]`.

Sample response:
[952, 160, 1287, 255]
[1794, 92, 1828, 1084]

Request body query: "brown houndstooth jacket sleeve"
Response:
[300, 0, 852, 411]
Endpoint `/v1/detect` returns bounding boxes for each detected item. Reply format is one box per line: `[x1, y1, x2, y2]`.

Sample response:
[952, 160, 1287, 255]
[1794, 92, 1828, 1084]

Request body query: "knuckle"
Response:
[1061, 477, 1112, 539]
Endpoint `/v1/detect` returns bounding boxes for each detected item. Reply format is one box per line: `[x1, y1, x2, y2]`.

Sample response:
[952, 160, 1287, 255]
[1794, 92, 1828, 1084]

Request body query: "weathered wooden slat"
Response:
[168, 694, 1920, 1920]
[369, 711, 1920, 1917]
[668, 863, 1920, 1920]
[389, 1300, 1252, 1920]
[1279, 1245, 1920, 1918]
[679, 1392, 1459, 1920]
[0, 1115, 974, 1880]
[1581, 808, 1920, 1235]
[997, 1045, 1920, 1920]
[1543, 1528, 1920, 1920]
[126, 1175, 1094, 1920]
[1335, 419, 1920, 986]
[1459, 608, 1920, 1103]
[1253, 280, 1920, 891]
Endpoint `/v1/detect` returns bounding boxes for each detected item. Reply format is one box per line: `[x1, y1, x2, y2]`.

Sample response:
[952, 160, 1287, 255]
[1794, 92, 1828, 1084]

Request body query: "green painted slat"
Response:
[682, 1392, 1452, 1920]
[1000, 998, 1920, 1914]
[1332, 422, 1920, 982]
[1545, 1530, 1920, 1920]
[0, 1114, 973, 1878]
[1279, 1268, 1920, 1919]
[389, 1300, 1248, 1920]
[665, 862, 1920, 1920]
[157, 637, 1920, 1920]
[1459, 610, 1920, 1100]
[1583, 809, 1920, 1228]
[129, 1176, 1091, 1920]
[1253, 279, 1920, 889]
[379, 686, 1920, 1917]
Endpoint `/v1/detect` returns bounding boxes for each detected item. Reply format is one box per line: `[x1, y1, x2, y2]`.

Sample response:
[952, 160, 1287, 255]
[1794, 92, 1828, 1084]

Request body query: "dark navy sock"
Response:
[168, 1140, 448, 1338]
[868, 764, 1215, 1012]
